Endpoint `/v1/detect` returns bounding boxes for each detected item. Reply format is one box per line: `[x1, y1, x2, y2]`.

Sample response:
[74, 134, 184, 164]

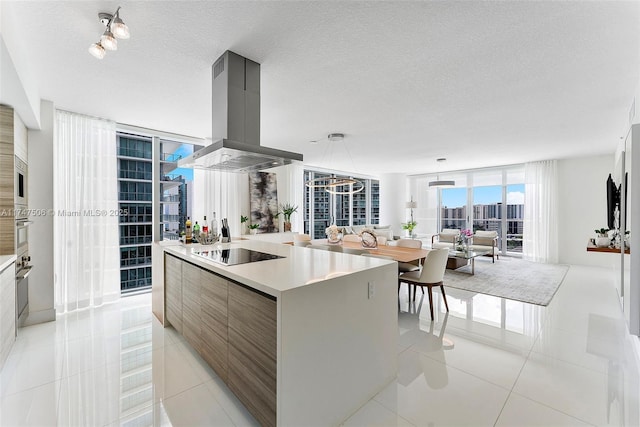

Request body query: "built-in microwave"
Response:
[15, 155, 27, 206]
[16, 215, 30, 254]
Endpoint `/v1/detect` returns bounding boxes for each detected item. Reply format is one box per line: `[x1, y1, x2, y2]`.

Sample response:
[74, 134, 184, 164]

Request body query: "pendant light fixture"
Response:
[88, 6, 130, 59]
[305, 133, 364, 195]
[428, 158, 456, 187]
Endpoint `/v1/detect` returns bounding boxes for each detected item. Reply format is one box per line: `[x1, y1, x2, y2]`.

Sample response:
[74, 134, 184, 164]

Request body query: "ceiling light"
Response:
[100, 29, 117, 50]
[306, 177, 364, 195]
[304, 132, 364, 195]
[88, 42, 106, 59]
[111, 9, 130, 39]
[89, 7, 130, 59]
[428, 180, 456, 187]
[428, 157, 455, 187]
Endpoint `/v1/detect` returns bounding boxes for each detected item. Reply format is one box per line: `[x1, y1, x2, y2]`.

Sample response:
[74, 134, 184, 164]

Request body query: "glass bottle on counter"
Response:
[210, 212, 218, 237]
[194, 221, 201, 239]
[202, 215, 209, 235]
[185, 216, 192, 244]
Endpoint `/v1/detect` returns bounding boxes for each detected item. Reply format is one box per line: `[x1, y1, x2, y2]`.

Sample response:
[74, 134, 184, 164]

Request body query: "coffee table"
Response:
[447, 249, 491, 275]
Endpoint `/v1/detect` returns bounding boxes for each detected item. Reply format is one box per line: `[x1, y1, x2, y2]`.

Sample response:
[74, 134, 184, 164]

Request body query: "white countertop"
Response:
[0, 254, 17, 272]
[163, 240, 394, 297]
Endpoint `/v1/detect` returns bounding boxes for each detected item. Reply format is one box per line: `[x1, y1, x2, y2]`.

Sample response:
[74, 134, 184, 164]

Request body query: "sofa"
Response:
[338, 224, 395, 242]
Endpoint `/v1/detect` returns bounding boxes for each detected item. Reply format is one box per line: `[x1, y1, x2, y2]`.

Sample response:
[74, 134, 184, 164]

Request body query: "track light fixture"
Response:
[88, 6, 130, 59]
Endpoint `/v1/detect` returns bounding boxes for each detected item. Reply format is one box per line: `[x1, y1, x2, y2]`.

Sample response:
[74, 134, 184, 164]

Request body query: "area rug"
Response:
[443, 257, 569, 306]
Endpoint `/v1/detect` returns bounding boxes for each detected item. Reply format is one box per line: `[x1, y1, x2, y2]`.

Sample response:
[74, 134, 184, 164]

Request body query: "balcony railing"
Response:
[161, 152, 183, 162]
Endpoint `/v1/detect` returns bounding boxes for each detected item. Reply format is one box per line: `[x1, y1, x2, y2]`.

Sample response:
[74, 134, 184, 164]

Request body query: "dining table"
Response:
[310, 239, 430, 263]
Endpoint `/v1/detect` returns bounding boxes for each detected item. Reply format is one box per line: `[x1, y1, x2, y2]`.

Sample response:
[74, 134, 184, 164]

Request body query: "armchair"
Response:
[431, 229, 460, 249]
[470, 230, 499, 262]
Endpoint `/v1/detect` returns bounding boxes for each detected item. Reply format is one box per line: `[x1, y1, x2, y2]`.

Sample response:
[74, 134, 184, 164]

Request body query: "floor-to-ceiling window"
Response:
[117, 133, 154, 293]
[304, 170, 379, 239]
[506, 184, 525, 253]
[441, 187, 468, 230]
[410, 166, 524, 255]
[117, 130, 202, 294]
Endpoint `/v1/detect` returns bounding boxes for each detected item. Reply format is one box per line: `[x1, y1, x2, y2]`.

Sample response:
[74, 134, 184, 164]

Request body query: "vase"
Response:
[284, 221, 292, 232]
[595, 236, 610, 248]
[327, 231, 343, 244]
[250, 229, 258, 235]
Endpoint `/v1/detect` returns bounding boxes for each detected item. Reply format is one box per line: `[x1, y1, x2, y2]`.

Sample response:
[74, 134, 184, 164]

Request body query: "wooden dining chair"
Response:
[395, 238, 423, 272]
[394, 238, 423, 295]
[398, 248, 449, 320]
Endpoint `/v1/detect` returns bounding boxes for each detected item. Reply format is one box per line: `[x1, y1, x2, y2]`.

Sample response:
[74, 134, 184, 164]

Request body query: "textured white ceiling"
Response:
[2, 1, 639, 175]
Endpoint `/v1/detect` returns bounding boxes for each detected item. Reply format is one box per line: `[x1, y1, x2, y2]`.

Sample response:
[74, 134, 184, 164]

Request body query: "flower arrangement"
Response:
[456, 229, 474, 251]
[402, 220, 417, 235]
[276, 203, 298, 231]
[275, 203, 298, 222]
[247, 222, 260, 235]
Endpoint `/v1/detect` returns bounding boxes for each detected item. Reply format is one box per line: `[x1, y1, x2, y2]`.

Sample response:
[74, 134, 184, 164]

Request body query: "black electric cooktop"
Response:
[192, 248, 284, 266]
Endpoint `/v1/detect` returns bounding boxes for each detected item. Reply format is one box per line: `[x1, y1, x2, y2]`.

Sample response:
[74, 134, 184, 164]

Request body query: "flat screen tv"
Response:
[606, 174, 620, 230]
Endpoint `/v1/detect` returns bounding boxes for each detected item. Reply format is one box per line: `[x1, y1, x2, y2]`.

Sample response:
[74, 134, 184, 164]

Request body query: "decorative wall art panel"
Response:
[249, 172, 278, 233]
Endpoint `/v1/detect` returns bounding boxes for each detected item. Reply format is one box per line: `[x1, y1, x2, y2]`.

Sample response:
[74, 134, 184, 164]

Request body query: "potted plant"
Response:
[248, 223, 260, 235]
[276, 203, 298, 232]
[240, 215, 249, 234]
[594, 227, 610, 248]
[402, 220, 417, 238]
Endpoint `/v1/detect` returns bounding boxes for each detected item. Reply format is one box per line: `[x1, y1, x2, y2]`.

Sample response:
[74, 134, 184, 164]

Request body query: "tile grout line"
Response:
[499, 316, 600, 427]
[492, 326, 540, 426]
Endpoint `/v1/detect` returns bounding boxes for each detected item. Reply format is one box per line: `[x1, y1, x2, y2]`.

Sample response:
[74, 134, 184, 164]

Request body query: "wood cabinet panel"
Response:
[163, 254, 278, 426]
[200, 270, 228, 381]
[228, 285, 277, 427]
[182, 262, 201, 351]
[164, 254, 182, 333]
[0, 106, 15, 254]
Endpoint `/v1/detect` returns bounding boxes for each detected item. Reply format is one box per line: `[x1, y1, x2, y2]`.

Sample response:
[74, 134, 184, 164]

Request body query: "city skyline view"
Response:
[442, 184, 525, 208]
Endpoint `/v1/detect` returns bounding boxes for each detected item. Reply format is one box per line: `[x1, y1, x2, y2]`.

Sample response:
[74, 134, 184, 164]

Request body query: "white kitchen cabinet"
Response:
[0, 258, 16, 370]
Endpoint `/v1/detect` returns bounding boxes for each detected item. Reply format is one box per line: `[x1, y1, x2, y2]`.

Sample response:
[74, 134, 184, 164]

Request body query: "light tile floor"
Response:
[1, 264, 639, 426]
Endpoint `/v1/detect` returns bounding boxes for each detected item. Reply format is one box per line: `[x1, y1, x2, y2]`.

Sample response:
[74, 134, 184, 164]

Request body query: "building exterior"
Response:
[117, 133, 154, 293]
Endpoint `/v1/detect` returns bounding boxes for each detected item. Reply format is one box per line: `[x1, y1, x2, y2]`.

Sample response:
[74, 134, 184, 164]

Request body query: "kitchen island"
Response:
[158, 240, 397, 427]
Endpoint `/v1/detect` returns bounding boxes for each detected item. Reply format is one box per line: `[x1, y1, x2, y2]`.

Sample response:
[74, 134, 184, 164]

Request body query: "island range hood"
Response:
[178, 51, 303, 172]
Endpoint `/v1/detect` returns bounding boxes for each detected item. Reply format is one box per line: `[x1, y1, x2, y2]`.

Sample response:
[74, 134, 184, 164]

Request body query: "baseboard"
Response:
[22, 308, 56, 326]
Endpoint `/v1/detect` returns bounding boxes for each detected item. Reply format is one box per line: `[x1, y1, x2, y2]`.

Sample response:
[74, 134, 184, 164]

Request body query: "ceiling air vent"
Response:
[213, 56, 225, 79]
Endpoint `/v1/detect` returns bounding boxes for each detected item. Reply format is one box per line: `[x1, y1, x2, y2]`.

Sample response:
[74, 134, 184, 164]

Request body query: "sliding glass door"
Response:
[425, 166, 525, 255]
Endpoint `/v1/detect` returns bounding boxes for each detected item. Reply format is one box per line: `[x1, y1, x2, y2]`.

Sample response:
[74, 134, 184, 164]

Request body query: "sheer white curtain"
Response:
[54, 110, 120, 313]
[193, 169, 245, 237]
[192, 164, 303, 236]
[523, 160, 559, 263]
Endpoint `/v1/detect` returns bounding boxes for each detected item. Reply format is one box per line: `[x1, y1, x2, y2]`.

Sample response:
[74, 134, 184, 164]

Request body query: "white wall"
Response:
[25, 100, 55, 325]
[379, 173, 406, 235]
[557, 154, 618, 267]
